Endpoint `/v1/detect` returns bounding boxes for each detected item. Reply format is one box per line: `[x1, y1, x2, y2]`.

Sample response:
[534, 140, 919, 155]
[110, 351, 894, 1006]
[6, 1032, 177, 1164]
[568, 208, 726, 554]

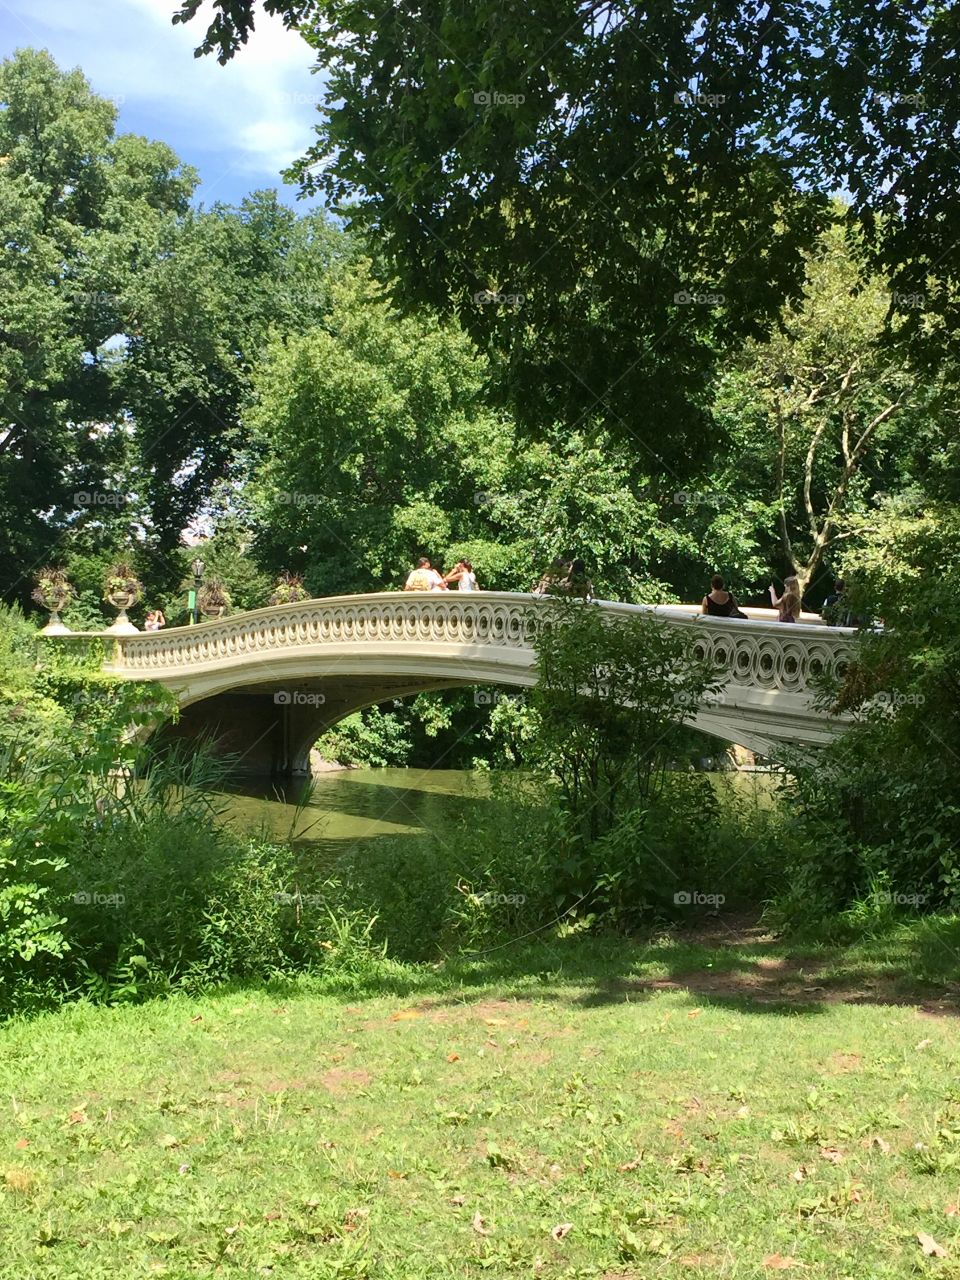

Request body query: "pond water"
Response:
[218, 768, 491, 861]
[217, 767, 778, 864]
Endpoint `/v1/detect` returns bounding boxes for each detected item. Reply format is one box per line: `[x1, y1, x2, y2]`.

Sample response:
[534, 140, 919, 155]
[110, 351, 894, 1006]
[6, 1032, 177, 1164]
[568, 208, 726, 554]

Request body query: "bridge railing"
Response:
[70, 591, 855, 701]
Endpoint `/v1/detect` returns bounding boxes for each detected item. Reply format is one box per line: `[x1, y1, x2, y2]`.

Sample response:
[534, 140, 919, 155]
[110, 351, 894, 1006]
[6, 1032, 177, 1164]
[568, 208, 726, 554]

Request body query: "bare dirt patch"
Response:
[319, 1068, 372, 1095]
[625, 915, 960, 1015]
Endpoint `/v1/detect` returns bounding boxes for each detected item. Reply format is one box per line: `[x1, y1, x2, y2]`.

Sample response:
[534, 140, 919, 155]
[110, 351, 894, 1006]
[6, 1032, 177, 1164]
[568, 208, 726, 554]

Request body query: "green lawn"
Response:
[3, 922, 960, 1279]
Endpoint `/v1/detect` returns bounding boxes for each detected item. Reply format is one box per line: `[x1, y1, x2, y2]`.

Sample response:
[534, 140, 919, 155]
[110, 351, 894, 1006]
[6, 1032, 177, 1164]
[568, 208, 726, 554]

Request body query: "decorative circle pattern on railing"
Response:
[108, 592, 852, 701]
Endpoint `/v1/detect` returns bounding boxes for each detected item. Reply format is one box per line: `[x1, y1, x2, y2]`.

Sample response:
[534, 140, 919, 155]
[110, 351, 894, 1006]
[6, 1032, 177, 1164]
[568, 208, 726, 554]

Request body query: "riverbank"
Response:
[2, 920, 957, 1278]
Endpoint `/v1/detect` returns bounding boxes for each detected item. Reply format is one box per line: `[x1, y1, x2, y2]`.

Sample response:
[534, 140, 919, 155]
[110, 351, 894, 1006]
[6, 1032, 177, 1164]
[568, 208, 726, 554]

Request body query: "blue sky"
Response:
[1, 0, 324, 208]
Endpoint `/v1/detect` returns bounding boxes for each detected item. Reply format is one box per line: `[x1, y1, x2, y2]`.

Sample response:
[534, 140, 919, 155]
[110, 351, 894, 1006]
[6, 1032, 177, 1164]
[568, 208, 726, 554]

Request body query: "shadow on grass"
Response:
[188, 912, 960, 1021]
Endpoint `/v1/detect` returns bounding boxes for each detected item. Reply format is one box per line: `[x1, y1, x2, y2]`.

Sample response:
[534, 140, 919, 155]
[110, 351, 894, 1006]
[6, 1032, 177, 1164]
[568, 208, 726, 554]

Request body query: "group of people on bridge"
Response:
[405, 556, 855, 627]
[702, 574, 854, 626]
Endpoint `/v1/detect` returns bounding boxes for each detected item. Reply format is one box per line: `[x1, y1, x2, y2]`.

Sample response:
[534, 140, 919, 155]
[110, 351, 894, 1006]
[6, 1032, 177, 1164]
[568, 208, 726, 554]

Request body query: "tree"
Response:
[174, 0, 830, 469]
[0, 49, 350, 608]
[689, 225, 925, 597]
[246, 262, 688, 599]
[0, 49, 195, 601]
[531, 597, 717, 842]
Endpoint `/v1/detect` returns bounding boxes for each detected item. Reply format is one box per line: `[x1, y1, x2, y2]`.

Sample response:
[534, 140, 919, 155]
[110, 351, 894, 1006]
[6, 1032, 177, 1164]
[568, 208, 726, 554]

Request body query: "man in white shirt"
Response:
[404, 557, 447, 591]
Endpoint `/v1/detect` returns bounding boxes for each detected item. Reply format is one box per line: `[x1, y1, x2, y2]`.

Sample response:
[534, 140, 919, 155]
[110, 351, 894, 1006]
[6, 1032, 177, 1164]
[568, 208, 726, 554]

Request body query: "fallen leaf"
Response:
[870, 1136, 891, 1154]
[264, 1209, 281, 1221]
[688, 1009, 703, 1019]
[848, 1185, 863, 1203]
[946, 1203, 959, 1218]
[447, 1053, 460, 1062]
[158, 1134, 181, 1149]
[67, 1109, 87, 1125]
[450, 1194, 465, 1206]
[791, 1166, 807, 1183]
[177, 1163, 190, 1176]
[472, 1210, 491, 1236]
[736, 1105, 750, 1117]
[387, 1170, 407, 1180]
[484, 1018, 506, 1026]
[391, 1010, 421, 1022]
[915, 1038, 933, 1051]
[190, 1014, 202, 1023]
[819, 1146, 843, 1164]
[551, 1223, 573, 1240]
[918, 1232, 948, 1258]
[13, 1139, 28, 1151]
[618, 1158, 642, 1172]
[224, 1222, 243, 1236]
[763, 1254, 801, 1270]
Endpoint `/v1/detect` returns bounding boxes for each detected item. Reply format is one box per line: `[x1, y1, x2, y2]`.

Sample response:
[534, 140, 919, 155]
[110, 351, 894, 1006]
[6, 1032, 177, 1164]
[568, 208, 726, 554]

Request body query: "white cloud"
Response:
[0, 0, 325, 195]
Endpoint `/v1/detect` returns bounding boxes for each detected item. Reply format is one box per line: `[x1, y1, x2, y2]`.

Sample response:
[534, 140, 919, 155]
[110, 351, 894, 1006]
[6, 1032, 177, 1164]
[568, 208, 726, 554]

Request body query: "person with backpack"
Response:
[404, 557, 447, 591]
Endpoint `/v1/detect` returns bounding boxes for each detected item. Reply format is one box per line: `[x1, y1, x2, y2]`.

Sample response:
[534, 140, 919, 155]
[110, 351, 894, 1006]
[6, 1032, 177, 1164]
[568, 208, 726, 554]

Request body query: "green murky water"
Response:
[218, 767, 776, 864]
[218, 768, 490, 859]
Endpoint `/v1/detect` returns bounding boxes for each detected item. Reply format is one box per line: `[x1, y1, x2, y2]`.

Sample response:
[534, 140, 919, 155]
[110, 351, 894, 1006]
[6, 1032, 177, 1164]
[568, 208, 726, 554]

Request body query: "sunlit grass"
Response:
[2, 925, 959, 1278]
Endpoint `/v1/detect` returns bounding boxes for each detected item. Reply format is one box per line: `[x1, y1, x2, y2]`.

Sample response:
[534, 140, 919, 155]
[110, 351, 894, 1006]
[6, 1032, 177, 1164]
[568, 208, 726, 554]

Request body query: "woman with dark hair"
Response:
[444, 559, 478, 591]
[564, 558, 594, 600]
[701, 574, 740, 618]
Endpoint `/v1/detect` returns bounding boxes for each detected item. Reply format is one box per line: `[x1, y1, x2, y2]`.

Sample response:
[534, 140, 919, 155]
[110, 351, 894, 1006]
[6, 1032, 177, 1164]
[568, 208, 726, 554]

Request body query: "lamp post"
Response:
[189, 557, 205, 625]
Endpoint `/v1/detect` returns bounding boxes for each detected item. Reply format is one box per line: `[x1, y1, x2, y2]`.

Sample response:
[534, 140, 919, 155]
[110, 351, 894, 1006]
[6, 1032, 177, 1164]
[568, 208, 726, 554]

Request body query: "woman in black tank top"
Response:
[702, 574, 738, 617]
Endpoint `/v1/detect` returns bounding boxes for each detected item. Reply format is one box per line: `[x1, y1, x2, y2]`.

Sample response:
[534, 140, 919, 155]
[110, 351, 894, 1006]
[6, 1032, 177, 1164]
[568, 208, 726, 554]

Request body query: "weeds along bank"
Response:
[2, 592, 957, 1020]
[0, 597, 781, 1016]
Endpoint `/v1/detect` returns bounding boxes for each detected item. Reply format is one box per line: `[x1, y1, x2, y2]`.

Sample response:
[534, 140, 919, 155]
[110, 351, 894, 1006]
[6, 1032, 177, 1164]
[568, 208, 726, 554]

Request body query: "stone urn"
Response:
[268, 571, 309, 607]
[32, 569, 75, 635]
[104, 564, 143, 634]
[197, 578, 231, 621]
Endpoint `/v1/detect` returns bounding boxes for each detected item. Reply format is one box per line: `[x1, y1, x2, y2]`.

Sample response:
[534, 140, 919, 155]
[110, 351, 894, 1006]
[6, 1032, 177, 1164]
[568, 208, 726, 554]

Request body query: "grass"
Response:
[2, 921, 960, 1279]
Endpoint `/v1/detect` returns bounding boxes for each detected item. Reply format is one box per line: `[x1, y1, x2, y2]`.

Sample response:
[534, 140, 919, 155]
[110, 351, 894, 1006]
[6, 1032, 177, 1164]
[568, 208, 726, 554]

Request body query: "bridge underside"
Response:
[156, 676, 481, 776]
[154, 670, 835, 777]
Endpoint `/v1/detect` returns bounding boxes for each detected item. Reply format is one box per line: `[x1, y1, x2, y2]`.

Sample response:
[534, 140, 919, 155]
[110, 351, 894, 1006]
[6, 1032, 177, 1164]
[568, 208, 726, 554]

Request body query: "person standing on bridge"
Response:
[404, 557, 447, 591]
[769, 575, 802, 623]
[444, 560, 478, 591]
[563, 558, 594, 601]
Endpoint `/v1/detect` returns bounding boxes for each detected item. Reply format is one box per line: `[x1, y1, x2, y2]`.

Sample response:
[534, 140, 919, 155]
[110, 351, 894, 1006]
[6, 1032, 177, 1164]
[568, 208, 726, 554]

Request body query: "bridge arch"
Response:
[82, 592, 854, 775]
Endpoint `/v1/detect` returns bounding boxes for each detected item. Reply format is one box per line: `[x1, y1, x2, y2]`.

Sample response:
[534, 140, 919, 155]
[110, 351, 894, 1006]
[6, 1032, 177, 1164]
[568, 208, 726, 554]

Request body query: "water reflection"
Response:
[219, 768, 490, 859]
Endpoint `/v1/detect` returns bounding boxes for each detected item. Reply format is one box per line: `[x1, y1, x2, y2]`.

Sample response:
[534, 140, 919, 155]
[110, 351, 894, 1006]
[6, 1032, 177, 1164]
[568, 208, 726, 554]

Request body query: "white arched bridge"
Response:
[53, 592, 856, 775]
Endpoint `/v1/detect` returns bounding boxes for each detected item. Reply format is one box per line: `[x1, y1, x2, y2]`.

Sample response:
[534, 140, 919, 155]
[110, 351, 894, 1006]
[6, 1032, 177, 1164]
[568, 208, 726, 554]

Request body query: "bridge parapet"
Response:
[46, 593, 855, 765]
